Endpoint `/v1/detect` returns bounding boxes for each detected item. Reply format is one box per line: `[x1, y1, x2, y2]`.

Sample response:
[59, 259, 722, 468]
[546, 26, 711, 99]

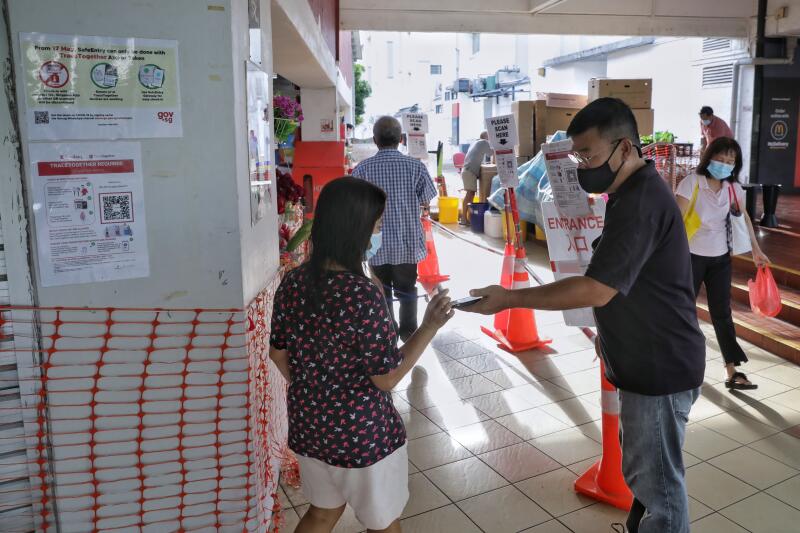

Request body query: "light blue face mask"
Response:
[366, 231, 382, 260]
[707, 160, 734, 180]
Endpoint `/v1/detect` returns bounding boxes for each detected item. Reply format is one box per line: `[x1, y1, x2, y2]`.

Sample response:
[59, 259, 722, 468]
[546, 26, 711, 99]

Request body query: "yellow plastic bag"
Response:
[683, 182, 701, 240]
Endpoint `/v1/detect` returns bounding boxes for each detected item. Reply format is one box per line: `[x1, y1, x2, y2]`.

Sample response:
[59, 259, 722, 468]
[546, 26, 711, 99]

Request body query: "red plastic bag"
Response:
[748, 266, 782, 318]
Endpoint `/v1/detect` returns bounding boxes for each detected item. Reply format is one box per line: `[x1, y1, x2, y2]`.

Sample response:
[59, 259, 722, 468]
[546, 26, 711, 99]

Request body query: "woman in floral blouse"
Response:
[270, 177, 453, 533]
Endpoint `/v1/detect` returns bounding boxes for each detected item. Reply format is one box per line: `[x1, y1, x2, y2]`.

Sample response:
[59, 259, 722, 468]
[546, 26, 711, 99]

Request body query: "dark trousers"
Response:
[690, 253, 748, 366]
[371, 263, 418, 338]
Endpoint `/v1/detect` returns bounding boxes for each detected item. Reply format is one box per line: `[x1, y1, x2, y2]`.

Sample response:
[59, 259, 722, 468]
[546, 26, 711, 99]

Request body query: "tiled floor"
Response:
[272, 224, 800, 533]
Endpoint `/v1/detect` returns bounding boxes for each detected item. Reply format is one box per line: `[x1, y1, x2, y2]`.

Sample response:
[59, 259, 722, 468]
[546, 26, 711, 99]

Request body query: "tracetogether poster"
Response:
[29, 142, 150, 287]
[20, 33, 182, 140]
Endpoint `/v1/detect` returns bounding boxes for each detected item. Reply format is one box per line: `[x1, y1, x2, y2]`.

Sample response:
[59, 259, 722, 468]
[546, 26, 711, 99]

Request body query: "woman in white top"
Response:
[676, 137, 769, 390]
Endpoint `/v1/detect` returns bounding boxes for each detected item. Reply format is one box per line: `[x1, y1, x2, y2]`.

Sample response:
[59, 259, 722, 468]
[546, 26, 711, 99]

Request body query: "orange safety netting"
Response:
[0, 276, 292, 532]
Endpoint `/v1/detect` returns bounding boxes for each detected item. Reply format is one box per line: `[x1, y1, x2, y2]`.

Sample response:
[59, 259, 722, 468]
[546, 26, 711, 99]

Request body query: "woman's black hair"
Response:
[306, 176, 386, 306]
[696, 137, 743, 183]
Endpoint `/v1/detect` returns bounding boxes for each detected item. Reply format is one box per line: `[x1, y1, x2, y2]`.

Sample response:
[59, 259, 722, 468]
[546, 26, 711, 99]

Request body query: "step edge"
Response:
[730, 283, 800, 310]
[697, 302, 800, 350]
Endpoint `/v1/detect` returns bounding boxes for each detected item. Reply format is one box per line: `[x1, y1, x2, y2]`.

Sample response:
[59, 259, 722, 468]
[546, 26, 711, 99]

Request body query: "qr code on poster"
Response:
[100, 192, 133, 223]
[34, 111, 49, 124]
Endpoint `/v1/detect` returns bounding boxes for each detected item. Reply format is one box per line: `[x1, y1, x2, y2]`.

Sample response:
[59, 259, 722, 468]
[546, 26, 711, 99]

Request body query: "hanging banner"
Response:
[542, 139, 591, 217]
[20, 33, 182, 140]
[542, 200, 606, 327]
[485, 114, 518, 151]
[29, 142, 150, 287]
[403, 112, 429, 134]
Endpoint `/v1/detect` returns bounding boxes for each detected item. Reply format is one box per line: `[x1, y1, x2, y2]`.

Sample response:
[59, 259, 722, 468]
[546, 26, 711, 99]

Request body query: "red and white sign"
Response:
[39, 61, 69, 88]
[495, 150, 519, 188]
[542, 200, 606, 263]
[542, 139, 591, 217]
[407, 134, 428, 159]
[29, 142, 150, 287]
[542, 199, 607, 327]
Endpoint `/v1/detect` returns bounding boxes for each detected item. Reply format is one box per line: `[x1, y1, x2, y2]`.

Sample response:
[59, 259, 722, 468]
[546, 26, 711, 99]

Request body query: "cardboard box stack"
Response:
[588, 78, 654, 137]
[512, 93, 588, 157]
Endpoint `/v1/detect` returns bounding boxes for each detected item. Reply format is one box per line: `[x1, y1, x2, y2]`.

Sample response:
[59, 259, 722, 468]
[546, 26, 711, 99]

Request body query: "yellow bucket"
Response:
[502, 212, 527, 242]
[438, 197, 460, 224]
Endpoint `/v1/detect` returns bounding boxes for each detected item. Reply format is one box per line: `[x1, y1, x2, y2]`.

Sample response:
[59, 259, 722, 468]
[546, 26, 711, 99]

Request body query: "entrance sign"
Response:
[29, 142, 150, 286]
[485, 114, 518, 150]
[20, 33, 182, 140]
[403, 113, 429, 134]
[542, 200, 606, 326]
[542, 200, 605, 263]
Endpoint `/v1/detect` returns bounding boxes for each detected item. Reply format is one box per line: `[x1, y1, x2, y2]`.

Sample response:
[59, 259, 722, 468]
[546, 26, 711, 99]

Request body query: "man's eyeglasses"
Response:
[568, 139, 623, 167]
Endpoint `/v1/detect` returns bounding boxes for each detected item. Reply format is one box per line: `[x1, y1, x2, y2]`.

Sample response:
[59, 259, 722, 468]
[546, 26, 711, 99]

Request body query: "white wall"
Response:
[606, 37, 745, 149]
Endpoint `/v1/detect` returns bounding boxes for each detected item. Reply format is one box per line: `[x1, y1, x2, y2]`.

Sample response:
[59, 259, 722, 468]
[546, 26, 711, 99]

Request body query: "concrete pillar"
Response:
[1, 0, 283, 529]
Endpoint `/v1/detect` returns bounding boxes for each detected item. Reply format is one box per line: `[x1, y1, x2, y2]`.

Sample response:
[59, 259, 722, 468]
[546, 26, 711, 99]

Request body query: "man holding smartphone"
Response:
[465, 98, 705, 533]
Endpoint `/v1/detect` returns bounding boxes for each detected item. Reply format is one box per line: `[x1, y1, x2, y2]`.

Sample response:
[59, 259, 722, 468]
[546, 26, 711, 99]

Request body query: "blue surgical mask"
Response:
[707, 160, 734, 180]
[366, 231, 382, 260]
[702, 119, 712, 126]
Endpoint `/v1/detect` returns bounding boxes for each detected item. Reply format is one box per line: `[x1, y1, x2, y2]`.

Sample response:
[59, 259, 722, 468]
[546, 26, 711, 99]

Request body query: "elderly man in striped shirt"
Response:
[353, 116, 438, 341]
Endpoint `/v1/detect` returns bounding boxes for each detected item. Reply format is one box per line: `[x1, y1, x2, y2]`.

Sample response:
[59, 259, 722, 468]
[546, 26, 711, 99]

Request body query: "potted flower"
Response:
[273, 95, 303, 145]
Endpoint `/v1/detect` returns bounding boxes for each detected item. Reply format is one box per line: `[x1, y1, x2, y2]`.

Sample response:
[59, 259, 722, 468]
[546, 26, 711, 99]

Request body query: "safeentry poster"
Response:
[20, 33, 182, 140]
[29, 142, 150, 287]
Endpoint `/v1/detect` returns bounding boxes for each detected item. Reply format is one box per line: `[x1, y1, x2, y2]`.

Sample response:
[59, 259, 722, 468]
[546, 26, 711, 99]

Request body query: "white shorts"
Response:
[296, 443, 409, 530]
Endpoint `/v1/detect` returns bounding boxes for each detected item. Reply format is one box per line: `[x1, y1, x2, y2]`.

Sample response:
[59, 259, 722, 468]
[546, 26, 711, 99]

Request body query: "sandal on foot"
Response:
[725, 371, 758, 390]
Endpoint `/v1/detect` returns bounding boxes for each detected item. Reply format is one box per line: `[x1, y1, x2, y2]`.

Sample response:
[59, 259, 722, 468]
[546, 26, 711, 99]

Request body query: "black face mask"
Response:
[577, 140, 623, 194]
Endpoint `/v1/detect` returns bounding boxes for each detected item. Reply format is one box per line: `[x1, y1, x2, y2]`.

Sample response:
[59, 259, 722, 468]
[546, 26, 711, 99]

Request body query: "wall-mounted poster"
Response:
[246, 62, 272, 224]
[28, 142, 150, 286]
[20, 33, 182, 140]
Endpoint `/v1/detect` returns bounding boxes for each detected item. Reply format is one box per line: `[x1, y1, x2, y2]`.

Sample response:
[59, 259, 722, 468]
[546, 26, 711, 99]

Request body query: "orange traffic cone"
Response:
[574, 359, 633, 510]
[417, 215, 450, 286]
[484, 249, 551, 353]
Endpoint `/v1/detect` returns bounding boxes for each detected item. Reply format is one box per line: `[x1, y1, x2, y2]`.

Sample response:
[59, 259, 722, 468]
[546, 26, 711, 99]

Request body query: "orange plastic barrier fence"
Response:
[0, 279, 291, 532]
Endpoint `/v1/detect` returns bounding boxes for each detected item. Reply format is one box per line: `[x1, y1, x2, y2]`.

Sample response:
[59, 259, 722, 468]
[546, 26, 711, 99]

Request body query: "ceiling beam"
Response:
[340, 10, 751, 37]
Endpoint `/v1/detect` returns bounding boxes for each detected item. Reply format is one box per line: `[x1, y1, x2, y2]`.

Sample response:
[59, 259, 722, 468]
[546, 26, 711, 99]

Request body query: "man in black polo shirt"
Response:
[466, 98, 705, 533]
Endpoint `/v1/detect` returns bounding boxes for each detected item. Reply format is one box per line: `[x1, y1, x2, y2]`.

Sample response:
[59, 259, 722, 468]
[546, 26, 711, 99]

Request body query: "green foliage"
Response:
[640, 131, 675, 145]
[354, 63, 371, 126]
[287, 219, 313, 252]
